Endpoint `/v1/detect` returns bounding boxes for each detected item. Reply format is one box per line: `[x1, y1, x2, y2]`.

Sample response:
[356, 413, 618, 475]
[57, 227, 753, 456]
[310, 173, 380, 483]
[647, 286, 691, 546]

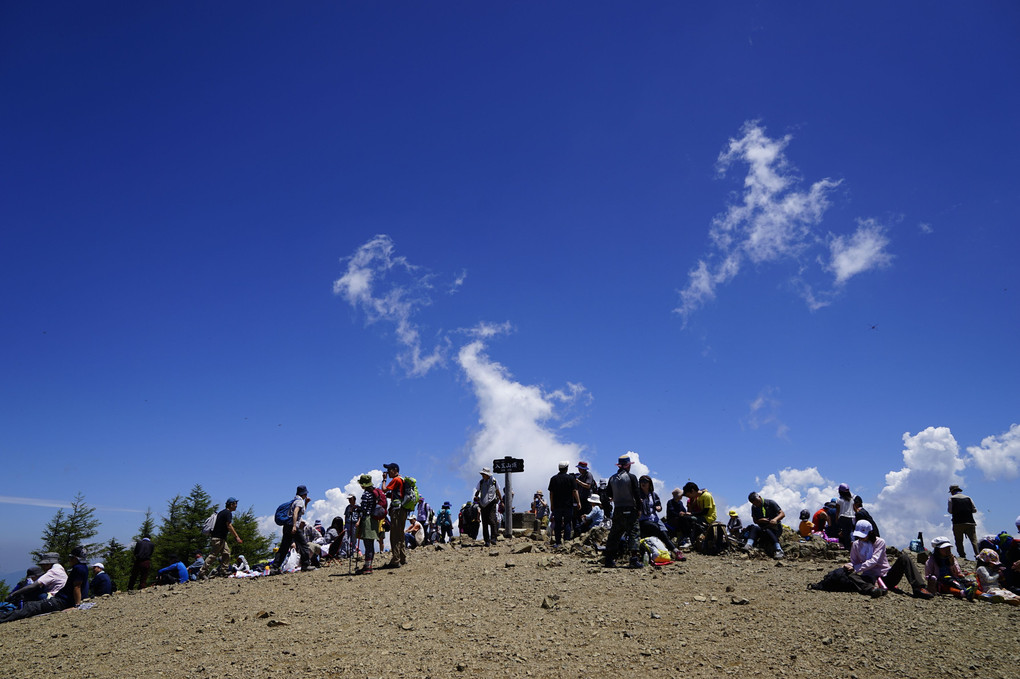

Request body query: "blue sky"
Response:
[2, 3, 1018, 579]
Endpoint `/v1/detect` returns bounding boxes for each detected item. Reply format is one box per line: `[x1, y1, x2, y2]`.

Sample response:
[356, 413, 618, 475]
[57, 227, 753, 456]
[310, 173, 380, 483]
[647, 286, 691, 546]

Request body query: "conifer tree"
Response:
[101, 537, 133, 592]
[31, 493, 101, 563]
[153, 485, 215, 566]
[232, 506, 275, 564]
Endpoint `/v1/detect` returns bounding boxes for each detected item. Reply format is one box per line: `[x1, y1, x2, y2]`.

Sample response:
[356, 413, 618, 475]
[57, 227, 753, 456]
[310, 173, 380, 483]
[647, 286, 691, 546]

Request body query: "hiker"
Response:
[798, 510, 814, 538]
[312, 519, 325, 538]
[680, 482, 717, 549]
[354, 473, 380, 575]
[156, 555, 190, 585]
[300, 520, 323, 567]
[271, 485, 313, 574]
[925, 536, 976, 599]
[577, 494, 604, 534]
[459, 502, 480, 539]
[415, 496, 432, 528]
[231, 554, 251, 574]
[638, 475, 683, 561]
[726, 509, 743, 538]
[384, 463, 409, 568]
[531, 491, 549, 528]
[665, 488, 687, 544]
[835, 484, 855, 550]
[5, 553, 66, 606]
[948, 485, 978, 559]
[474, 467, 502, 547]
[852, 496, 880, 538]
[437, 502, 454, 543]
[975, 549, 1019, 604]
[811, 504, 831, 536]
[810, 520, 933, 599]
[326, 516, 346, 559]
[90, 563, 113, 597]
[187, 551, 205, 580]
[344, 495, 359, 547]
[405, 516, 425, 549]
[128, 535, 154, 590]
[603, 455, 642, 569]
[574, 461, 596, 528]
[548, 461, 581, 547]
[0, 547, 89, 624]
[745, 492, 785, 559]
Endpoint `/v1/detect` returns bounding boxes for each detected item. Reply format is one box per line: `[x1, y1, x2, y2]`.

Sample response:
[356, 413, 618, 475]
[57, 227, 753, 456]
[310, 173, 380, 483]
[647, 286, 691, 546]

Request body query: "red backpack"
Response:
[371, 487, 388, 518]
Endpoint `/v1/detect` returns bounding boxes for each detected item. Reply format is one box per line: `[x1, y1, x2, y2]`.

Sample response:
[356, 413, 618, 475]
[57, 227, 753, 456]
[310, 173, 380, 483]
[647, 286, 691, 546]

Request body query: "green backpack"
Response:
[401, 476, 420, 510]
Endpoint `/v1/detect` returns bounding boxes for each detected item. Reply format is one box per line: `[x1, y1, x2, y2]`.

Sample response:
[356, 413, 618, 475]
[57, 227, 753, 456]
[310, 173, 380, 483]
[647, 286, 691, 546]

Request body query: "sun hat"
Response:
[852, 520, 873, 539]
[728, 509, 738, 517]
[558, 461, 569, 470]
[296, 485, 308, 496]
[480, 467, 492, 476]
[70, 545, 88, 563]
[358, 474, 373, 488]
[931, 536, 952, 550]
[617, 455, 631, 466]
[949, 484, 962, 494]
[977, 548, 1000, 566]
[588, 495, 601, 505]
[38, 552, 60, 566]
[577, 461, 589, 469]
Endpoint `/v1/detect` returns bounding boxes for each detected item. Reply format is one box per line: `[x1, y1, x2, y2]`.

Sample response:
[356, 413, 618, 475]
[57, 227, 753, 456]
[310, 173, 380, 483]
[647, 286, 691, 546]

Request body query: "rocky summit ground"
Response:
[1, 535, 1018, 679]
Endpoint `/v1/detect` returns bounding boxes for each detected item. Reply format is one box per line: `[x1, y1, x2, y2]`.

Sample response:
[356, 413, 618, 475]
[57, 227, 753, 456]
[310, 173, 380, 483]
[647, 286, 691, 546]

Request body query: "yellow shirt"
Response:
[693, 491, 717, 523]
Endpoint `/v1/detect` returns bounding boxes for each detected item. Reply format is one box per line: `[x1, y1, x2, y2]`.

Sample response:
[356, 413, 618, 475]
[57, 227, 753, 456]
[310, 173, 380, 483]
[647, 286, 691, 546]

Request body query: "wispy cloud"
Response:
[828, 218, 893, 285]
[676, 121, 894, 322]
[457, 327, 590, 507]
[0, 496, 144, 513]
[333, 235, 447, 377]
[967, 423, 1020, 480]
[745, 386, 789, 439]
[918, 222, 933, 234]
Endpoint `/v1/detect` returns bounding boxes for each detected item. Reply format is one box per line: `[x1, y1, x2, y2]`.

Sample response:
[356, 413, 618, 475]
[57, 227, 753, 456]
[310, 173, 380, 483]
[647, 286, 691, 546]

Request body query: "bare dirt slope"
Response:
[1, 538, 1017, 679]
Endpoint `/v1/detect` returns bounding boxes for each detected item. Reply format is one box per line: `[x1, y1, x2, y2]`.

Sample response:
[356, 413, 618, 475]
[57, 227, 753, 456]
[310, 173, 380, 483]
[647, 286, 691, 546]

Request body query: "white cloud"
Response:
[729, 467, 836, 526]
[967, 423, 1020, 480]
[676, 121, 895, 322]
[333, 234, 446, 377]
[457, 332, 591, 512]
[745, 386, 789, 439]
[873, 427, 973, 547]
[918, 222, 933, 234]
[828, 218, 893, 285]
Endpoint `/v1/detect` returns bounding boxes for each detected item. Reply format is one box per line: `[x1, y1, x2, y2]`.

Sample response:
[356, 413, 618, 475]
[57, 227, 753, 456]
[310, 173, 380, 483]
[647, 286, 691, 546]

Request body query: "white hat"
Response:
[851, 520, 873, 539]
[558, 461, 569, 470]
[92, 562, 105, 570]
[588, 495, 601, 505]
[480, 467, 492, 476]
[932, 536, 952, 549]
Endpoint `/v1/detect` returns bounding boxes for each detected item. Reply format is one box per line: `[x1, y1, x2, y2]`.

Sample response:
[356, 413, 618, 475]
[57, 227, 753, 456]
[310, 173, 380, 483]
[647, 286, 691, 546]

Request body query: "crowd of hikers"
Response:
[4, 458, 1019, 625]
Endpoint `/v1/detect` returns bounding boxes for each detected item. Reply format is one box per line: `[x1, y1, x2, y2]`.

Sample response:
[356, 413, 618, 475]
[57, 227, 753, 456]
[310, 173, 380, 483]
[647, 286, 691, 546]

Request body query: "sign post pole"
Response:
[492, 456, 524, 539]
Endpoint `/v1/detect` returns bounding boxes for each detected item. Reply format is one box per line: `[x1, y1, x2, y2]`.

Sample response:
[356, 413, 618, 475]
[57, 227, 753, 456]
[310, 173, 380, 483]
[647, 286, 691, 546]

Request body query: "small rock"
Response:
[456, 663, 466, 672]
[730, 597, 749, 605]
[175, 647, 184, 652]
[434, 544, 444, 551]
[822, 637, 833, 646]
[505, 561, 516, 568]
[400, 622, 414, 631]
[725, 585, 735, 592]
[511, 543, 534, 554]
[623, 631, 633, 638]
[256, 611, 270, 619]
[650, 612, 661, 619]
[693, 596, 707, 602]
[267, 620, 289, 627]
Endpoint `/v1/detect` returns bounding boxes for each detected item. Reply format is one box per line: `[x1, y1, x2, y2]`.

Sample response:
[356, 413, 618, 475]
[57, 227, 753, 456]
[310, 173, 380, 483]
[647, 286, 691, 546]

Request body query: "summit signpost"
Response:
[493, 456, 524, 537]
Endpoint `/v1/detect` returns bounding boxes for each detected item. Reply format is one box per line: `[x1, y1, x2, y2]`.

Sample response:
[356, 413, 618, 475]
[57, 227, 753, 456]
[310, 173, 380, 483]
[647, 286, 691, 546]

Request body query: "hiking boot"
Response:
[869, 587, 887, 598]
[888, 585, 907, 595]
[628, 557, 644, 569]
[912, 588, 934, 600]
[673, 550, 686, 562]
[603, 559, 617, 568]
[773, 549, 785, 560]
[678, 539, 692, 549]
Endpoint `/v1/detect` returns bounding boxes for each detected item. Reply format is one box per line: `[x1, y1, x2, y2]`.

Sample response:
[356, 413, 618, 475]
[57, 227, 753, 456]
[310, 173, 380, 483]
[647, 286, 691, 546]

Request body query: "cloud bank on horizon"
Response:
[675, 121, 894, 320]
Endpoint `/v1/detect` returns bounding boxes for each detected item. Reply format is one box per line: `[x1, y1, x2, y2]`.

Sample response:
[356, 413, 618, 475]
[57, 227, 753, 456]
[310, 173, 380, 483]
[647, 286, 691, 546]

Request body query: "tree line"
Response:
[3, 485, 275, 595]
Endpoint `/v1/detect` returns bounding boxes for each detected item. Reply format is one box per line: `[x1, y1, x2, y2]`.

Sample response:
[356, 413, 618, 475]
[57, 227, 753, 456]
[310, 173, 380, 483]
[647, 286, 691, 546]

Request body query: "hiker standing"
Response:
[474, 467, 503, 547]
[574, 461, 595, 529]
[271, 485, 313, 574]
[202, 496, 243, 578]
[548, 461, 581, 547]
[354, 474, 380, 574]
[437, 501, 454, 543]
[128, 535, 154, 590]
[603, 454, 642, 568]
[948, 484, 978, 559]
[384, 463, 408, 568]
[415, 496, 432, 545]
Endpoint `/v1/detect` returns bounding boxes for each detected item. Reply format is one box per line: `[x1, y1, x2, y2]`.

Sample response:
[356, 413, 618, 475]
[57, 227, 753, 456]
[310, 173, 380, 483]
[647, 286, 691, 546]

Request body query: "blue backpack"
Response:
[274, 499, 295, 526]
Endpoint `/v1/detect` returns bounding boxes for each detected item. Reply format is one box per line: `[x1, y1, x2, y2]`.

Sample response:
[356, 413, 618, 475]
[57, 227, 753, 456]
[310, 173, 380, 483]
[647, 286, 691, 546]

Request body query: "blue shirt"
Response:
[90, 571, 113, 597]
[55, 563, 89, 604]
[159, 561, 189, 584]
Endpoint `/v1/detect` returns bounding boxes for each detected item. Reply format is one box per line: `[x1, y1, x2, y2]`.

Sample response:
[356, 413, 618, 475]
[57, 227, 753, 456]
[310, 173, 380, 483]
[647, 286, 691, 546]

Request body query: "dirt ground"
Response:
[1, 535, 1018, 679]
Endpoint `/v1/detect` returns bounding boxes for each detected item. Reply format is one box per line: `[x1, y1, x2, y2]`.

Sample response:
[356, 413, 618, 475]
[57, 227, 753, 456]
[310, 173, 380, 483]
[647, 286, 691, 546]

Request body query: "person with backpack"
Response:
[271, 485, 313, 574]
[354, 473, 382, 574]
[474, 467, 503, 547]
[382, 463, 409, 568]
[437, 502, 454, 543]
[459, 502, 480, 539]
[201, 496, 243, 578]
[604, 455, 642, 568]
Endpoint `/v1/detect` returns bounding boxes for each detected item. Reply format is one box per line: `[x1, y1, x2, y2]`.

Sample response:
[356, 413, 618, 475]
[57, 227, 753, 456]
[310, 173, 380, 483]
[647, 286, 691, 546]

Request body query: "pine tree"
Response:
[31, 493, 101, 563]
[134, 508, 156, 542]
[153, 485, 215, 567]
[101, 537, 133, 592]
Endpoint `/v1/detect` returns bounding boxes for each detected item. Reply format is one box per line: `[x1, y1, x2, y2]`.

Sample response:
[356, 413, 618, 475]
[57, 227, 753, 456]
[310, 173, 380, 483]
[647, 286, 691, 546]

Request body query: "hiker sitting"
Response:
[187, 551, 205, 580]
[925, 536, 976, 600]
[744, 493, 785, 559]
[638, 476, 683, 561]
[726, 510, 743, 538]
[231, 555, 251, 574]
[577, 495, 605, 534]
[665, 489, 687, 544]
[156, 556, 190, 585]
[6, 555, 64, 607]
[810, 520, 933, 599]
[326, 516, 345, 559]
[798, 510, 814, 539]
[89, 563, 114, 597]
[405, 516, 425, 549]
[975, 549, 1020, 604]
